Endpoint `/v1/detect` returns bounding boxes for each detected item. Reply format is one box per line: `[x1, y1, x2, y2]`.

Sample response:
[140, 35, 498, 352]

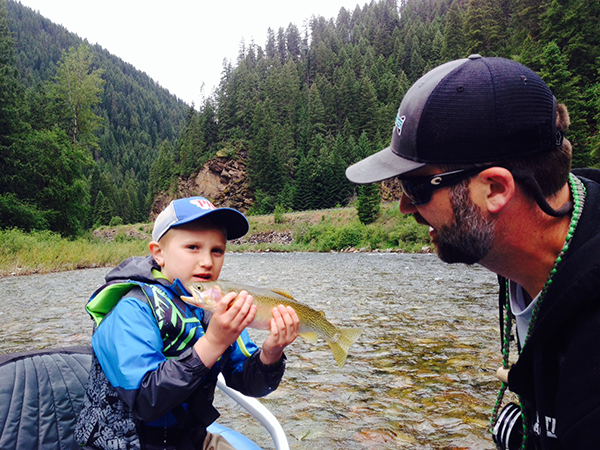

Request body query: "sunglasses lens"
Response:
[400, 180, 428, 205]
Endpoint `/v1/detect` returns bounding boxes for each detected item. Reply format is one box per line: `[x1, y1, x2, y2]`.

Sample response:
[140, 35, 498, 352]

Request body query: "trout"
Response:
[182, 281, 361, 367]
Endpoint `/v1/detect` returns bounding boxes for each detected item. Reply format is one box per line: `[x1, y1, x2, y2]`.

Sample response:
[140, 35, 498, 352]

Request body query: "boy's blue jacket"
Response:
[75, 255, 286, 449]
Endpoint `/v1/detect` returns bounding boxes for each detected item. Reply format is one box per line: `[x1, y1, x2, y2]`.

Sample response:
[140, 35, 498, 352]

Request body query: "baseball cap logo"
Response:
[190, 199, 216, 210]
[395, 114, 406, 136]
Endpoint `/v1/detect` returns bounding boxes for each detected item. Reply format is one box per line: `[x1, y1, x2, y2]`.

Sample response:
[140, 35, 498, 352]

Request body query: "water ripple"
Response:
[0, 253, 500, 449]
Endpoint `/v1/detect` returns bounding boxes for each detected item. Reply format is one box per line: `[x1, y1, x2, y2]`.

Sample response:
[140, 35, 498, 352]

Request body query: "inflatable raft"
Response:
[0, 346, 289, 450]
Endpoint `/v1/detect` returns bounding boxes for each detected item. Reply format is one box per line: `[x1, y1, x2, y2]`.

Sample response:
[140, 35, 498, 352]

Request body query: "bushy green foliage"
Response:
[0, 193, 48, 231]
[389, 217, 431, 251]
[356, 184, 381, 225]
[273, 204, 287, 224]
[294, 220, 366, 252]
[109, 216, 124, 227]
[0, 228, 61, 255]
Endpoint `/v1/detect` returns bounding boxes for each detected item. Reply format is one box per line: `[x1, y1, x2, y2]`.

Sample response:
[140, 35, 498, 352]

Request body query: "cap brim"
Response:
[345, 146, 425, 184]
[206, 209, 249, 240]
[174, 208, 249, 241]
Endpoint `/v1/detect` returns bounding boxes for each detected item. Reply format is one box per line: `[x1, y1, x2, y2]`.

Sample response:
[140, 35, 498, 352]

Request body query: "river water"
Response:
[0, 252, 502, 449]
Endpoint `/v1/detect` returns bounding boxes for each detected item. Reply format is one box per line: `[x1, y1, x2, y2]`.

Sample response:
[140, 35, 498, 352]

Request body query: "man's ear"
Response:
[148, 241, 165, 267]
[473, 167, 515, 214]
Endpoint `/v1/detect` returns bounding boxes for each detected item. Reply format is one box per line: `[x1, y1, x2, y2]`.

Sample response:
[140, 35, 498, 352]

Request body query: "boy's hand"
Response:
[260, 305, 299, 365]
[194, 290, 256, 368]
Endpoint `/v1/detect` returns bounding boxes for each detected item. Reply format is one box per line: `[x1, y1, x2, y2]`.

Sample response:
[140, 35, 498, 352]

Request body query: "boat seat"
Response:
[0, 346, 265, 450]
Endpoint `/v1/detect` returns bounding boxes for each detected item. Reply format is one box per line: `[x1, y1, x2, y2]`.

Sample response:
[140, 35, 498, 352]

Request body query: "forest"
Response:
[2, 0, 600, 235]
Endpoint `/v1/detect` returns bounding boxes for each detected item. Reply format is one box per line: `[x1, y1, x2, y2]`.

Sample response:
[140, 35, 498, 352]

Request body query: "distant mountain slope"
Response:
[5, 0, 188, 218]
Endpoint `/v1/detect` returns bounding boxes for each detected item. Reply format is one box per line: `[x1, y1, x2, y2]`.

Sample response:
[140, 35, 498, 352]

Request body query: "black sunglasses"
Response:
[400, 166, 493, 205]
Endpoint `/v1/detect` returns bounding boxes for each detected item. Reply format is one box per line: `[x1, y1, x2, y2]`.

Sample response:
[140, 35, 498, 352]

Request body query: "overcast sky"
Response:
[16, 0, 364, 108]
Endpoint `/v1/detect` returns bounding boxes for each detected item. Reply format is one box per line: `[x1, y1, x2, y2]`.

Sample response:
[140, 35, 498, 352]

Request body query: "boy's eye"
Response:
[212, 248, 225, 255]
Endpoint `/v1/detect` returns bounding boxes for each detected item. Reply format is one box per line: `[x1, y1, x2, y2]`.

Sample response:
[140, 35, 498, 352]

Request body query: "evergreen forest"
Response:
[2, 0, 600, 236]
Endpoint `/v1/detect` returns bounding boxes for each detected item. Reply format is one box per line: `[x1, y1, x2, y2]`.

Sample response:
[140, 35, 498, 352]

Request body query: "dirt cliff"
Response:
[151, 148, 403, 219]
[151, 148, 253, 218]
[381, 178, 403, 202]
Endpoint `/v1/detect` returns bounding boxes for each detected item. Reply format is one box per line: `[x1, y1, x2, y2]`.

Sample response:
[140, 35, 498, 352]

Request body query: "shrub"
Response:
[109, 216, 124, 226]
[333, 223, 364, 249]
[0, 193, 49, 231]
[390, 218, 430, 249]
[273, 204, 286, 224]
[363, 225, 387, 249]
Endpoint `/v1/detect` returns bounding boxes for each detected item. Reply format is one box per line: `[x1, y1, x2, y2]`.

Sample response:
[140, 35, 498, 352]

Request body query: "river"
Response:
[0, 252, 502, 449]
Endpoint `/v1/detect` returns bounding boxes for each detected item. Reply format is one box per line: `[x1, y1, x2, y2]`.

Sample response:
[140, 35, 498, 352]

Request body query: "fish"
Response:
[182, 281, 362, 367]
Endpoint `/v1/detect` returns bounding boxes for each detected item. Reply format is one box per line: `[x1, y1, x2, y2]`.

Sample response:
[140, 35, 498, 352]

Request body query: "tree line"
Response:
[2, 0, 187, 234]
[152, 0, 600, 219]
[2, 0, 600, 235]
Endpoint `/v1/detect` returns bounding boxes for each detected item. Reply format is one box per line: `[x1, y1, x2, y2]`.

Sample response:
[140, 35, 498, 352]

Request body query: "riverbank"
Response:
[0, 203, 431, 277]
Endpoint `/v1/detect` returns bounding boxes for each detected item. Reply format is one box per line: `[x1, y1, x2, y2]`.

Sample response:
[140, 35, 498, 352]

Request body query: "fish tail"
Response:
[328, 327, 362, 368]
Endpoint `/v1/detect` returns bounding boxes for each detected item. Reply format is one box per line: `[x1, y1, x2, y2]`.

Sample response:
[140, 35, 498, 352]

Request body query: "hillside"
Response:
[148, 145, 404, 218]
[149, 0, 600, 220]
[3, 0, 600, 238]
[5, 0, 188, 224]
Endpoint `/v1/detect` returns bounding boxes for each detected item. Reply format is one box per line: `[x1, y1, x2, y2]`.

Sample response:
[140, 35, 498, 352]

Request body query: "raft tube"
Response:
[0, 346, 289, 450]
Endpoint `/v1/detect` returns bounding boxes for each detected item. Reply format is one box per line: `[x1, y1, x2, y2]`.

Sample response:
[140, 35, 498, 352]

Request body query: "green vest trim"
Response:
[87, 281, 205, 358]
[86, 283, 138, 327]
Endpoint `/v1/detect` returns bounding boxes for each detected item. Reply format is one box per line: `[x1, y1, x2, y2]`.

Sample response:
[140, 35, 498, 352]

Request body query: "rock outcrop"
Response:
[151, 149, 252, 218]
[381, 177, 403, 202]
[151, 147, 403, 220]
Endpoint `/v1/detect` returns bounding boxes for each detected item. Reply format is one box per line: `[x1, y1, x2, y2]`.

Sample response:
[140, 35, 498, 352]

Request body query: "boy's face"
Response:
[150, 221, 227, 285]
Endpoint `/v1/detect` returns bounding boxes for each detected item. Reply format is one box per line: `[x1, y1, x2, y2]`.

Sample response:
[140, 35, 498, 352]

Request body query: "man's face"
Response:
[400, 169, 495, 265]
[435, 182, 495, 264]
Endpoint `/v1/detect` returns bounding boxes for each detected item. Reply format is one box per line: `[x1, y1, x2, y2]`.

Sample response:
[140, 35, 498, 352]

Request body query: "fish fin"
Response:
[327, 327, 362, 367]
[299, 331, 319, 344]
[269, 288, 295, 299]
[328, 342, 349, 368]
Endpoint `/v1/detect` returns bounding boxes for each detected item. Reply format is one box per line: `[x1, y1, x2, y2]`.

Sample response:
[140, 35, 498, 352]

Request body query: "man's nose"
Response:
[399, 193, 417, 214]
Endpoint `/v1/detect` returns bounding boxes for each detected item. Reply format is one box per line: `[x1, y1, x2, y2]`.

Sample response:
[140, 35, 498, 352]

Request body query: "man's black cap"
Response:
[346, 54, 560, 184]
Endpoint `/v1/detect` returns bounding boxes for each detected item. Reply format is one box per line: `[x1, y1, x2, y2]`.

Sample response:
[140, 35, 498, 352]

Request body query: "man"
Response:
[346, 54, 600, 449]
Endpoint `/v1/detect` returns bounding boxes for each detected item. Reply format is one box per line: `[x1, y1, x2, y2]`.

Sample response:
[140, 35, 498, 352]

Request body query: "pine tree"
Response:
[356, 183, 381, 225]
[463, 0, 507, 56]
[442, 1, 466, 60]
[177, 105, 205, 176]
[0, 0, 21, 149]
[93, 190, 113, 227]
[148, 140, 176, 195]
[293, 156, 314, 211]
[51, 44, 105, 151]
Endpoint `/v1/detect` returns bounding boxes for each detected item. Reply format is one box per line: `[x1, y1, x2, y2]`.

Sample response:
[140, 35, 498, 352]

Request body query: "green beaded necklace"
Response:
[490, 173, 586, 449]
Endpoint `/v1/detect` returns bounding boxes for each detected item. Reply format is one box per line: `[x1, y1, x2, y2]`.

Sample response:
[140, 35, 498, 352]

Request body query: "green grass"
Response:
[0, 204, 432, 278]
[0, 229, 149, 277]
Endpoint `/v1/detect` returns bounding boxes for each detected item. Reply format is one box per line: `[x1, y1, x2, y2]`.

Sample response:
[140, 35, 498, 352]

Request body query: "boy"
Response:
[75, 197, 299, 450]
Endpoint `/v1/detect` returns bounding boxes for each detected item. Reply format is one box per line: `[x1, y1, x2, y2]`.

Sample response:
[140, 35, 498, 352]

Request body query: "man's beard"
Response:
[435, 183, 495, 265]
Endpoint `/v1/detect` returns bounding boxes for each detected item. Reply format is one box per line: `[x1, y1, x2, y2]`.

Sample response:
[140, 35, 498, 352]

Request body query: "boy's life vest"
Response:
[86, 277, 211, 358]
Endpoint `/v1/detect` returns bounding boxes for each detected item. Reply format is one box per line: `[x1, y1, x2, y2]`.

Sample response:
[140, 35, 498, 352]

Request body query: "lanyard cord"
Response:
[490, 173, 586, 448]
